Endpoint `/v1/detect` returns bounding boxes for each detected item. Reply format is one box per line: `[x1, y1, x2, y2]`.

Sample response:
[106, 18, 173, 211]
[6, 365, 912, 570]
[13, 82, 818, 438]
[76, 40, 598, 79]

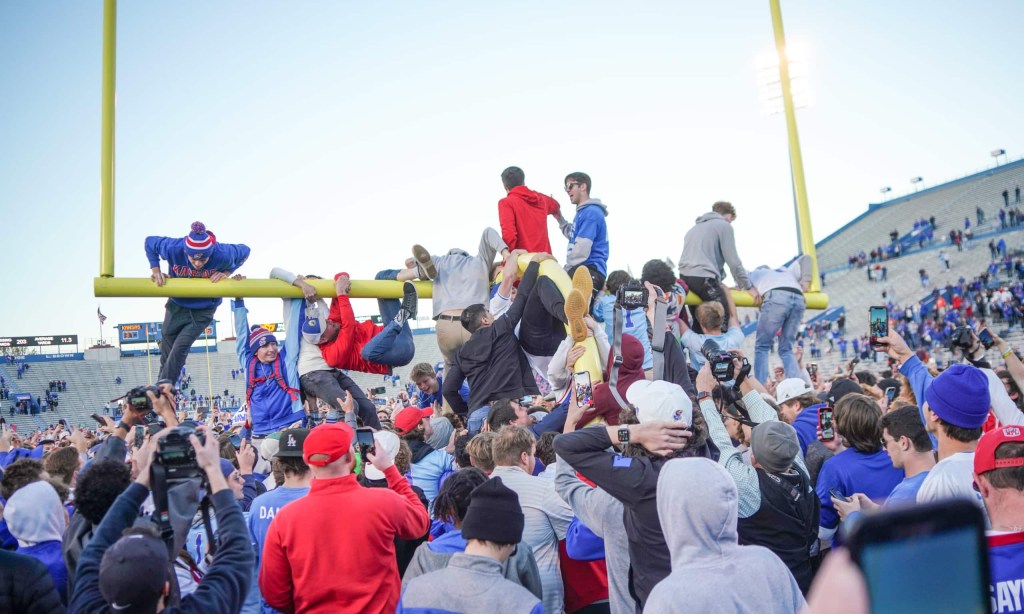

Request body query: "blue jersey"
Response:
[248, 486, 310, 614]
[989, 532, 1024, 613]
[594, 294, 653, 370]
[418, 375, 469, 409]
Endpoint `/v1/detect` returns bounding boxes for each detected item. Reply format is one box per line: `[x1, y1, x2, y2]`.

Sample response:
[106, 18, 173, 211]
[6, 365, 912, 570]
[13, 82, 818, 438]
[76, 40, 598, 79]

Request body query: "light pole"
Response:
[880, 186, 892, 200]
[991, 149, 1007, 167]
[910, 177, 923, 193]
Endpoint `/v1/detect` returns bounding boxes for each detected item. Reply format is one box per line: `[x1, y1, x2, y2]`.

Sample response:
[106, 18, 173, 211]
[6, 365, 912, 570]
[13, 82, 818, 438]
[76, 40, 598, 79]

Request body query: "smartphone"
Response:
[869, 306, 888, 349]
[819, 407, 835, 442]
[828, 487, 850, 503]
[573, 371, 593, 407]
[809, 363, 818, 378]
[884, 387, 897, 404]
[373, 398, 387, 406]
[848, 499, 989, 614]
[978, 328, 995, 349]
[355, 427, 376, 461]
[90, 413, 106, 426]
[370, 386, 387, 396]
[134, 425, 145, 448]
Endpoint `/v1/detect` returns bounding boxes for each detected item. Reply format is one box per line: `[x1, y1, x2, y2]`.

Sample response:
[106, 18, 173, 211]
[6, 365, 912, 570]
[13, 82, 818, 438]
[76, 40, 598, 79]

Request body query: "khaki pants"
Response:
[435, 310, 472, 412]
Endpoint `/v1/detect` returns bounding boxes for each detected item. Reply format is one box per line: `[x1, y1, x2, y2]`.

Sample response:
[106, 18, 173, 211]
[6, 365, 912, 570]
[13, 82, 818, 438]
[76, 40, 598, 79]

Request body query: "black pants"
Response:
[519, 277, 568, 357]
[299, 369, 381, 429]
[680, 275, 729, 335]
[158, 300, 216, 383]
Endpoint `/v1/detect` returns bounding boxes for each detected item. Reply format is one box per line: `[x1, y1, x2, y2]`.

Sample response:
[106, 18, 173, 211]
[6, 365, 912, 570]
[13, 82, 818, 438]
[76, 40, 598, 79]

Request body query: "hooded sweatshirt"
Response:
[5, 481, 68, 605]
[677, 212, 751, 289]
[144, 236, 251, 310]
[563, 200, 609, 276]
[645, 458, 806, 614]
[499, 186, 562, 254]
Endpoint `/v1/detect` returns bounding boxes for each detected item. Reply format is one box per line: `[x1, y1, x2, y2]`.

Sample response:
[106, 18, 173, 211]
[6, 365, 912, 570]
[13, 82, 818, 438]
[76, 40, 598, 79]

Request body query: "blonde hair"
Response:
[466, 432, 498, 473]
[695, 301, 725, 332]
[491, 426, 536, 467]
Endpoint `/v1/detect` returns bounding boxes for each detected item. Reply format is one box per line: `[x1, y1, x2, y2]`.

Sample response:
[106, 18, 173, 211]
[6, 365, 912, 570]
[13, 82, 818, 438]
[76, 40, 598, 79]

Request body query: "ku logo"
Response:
[1005, 427, 1021, 437]
[287, 434, 297, 447]
[673, 410, 683, 421]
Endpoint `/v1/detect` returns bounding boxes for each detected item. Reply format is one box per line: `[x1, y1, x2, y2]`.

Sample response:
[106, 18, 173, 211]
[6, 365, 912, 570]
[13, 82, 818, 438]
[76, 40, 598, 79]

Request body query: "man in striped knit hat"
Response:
[145, 221, 250, 383]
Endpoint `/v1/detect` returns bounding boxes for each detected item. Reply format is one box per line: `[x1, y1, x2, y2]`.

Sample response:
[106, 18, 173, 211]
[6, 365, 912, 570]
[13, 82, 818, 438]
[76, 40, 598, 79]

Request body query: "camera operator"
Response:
[68, 426, 252, 613]
[694, 360, 818, 594]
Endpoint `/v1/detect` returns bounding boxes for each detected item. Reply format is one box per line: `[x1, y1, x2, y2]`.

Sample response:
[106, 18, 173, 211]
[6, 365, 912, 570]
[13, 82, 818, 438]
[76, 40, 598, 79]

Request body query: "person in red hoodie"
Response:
[319, 271, 417, 375]
[259, 422, 429, 613]
[499, 166, 567, 253]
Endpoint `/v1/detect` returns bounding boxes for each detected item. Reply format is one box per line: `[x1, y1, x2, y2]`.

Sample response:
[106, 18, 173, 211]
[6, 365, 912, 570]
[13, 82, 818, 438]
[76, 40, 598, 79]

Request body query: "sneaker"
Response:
[565, 289, 589, 342]
[572, 266, 594, 314]
[412, 245, 437, 280]
[401, 281, 418, 321]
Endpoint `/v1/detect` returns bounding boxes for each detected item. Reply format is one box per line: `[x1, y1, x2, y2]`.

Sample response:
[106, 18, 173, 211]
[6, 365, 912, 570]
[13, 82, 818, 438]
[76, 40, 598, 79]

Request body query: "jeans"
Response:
[467, 406, 491, 435]
[158, 300, 216, 382]
[299, 370, 381, 429]
[360, 269, 416, 367]
[754, 290, 805, 385]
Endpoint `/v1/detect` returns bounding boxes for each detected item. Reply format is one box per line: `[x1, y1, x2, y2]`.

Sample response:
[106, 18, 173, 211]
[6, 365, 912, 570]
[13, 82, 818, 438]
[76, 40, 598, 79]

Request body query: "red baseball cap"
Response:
[302, 423, 354, 467]
[974, 425, 1024, 474]
[393, 406, 433, 435]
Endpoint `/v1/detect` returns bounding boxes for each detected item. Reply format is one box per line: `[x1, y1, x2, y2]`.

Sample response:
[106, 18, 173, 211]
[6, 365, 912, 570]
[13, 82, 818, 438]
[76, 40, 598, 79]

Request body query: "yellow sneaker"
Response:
[565, 289, 588, 342]
[572, 266, 594, 313]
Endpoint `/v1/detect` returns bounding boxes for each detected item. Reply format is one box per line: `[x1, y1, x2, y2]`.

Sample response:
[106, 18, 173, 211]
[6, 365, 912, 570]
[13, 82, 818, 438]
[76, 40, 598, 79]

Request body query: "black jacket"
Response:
[554, 425, 718, 611]
[0, 549, 65, 614]
[68, 483, 253, 614]
[444, 261, 541, 415]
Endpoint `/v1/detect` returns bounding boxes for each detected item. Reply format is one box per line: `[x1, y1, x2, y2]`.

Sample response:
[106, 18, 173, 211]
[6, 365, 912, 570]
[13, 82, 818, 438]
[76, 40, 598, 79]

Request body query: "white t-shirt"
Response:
[297, 338, 331, 377]
[916, 452, 986, 511]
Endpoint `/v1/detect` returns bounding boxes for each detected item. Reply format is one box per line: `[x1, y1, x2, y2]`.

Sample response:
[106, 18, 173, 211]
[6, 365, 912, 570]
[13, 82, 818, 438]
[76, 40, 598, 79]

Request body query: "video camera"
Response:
[949, 326, 974, 352]
[154, 424, 206, 483]
[616, 279, 648, 310]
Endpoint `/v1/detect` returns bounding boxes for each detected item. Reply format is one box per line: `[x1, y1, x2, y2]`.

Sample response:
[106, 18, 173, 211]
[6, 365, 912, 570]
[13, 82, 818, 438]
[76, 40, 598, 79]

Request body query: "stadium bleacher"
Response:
[0, 332, 444, 432]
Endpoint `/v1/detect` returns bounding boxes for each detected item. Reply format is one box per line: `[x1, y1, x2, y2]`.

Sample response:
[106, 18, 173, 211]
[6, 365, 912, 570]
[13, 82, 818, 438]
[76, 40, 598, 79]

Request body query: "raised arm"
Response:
[232, 299, 252, 369]
[506, 258, 544, 328]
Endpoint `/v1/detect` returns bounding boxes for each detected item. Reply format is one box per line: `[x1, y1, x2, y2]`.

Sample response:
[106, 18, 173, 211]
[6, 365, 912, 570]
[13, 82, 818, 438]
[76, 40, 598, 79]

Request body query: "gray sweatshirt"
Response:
[400, 553, 544, 614]
[677, 212, 751, 289]
[554, 456, 634, 614]
[402, 536, 544, 600]
[432, 227, 508, 317]
[644, 458, 806, 614]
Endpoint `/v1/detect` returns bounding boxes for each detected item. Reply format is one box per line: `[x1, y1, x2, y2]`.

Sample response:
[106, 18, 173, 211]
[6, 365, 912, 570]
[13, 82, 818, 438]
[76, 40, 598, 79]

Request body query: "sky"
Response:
[1, 1, 1023, 347]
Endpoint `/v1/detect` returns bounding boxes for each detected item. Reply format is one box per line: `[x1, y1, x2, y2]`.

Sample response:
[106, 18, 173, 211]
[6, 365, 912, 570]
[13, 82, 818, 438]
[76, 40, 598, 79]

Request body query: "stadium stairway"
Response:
[0, 363, 51, 432]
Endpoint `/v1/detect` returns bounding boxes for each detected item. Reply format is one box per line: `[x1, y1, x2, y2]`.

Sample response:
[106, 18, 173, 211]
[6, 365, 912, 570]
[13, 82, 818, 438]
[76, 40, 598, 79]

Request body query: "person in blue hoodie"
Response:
[559, 172, 609, 305]
[231, 302, 305, 437]
[402, 467, 542, 600]
[145, 221, 251, 383]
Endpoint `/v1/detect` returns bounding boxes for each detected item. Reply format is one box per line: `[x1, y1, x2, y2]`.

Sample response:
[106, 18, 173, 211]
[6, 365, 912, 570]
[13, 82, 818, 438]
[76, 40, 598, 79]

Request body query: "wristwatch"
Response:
[617, 425, 631, 444]
[696, 391, 712, 403]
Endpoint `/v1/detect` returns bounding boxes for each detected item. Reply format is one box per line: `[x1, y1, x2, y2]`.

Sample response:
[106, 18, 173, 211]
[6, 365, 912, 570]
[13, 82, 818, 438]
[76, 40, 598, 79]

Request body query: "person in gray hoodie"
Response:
[645, 457, 806, 614]
[677, 201, 758, 334]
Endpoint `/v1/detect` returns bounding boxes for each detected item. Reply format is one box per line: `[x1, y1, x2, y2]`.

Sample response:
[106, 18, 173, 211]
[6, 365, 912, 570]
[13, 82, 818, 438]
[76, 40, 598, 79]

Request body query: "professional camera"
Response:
[616, 279, 649, 310]
[702, 339, 737, 382]
[154, 424, 206, 483]
[949, 326, 974, 352]
[124, 385, 160, 412]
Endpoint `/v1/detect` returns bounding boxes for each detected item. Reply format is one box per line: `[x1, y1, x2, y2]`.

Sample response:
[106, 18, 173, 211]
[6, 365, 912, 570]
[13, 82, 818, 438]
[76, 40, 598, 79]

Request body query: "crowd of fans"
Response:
[0, 169, 1022, 613]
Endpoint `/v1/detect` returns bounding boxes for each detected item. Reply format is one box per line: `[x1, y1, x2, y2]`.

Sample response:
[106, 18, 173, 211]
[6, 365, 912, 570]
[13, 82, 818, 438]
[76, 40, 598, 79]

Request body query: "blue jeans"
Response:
[361, 269, 415, 367]
[754, 290, 805, 384]
[467, 406, 491, 435]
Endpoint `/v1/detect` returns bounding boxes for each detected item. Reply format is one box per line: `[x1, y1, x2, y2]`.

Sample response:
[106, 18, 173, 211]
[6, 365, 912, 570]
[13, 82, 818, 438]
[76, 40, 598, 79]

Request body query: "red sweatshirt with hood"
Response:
[498, 186, 562, 254]
[320, 294, 389, 375]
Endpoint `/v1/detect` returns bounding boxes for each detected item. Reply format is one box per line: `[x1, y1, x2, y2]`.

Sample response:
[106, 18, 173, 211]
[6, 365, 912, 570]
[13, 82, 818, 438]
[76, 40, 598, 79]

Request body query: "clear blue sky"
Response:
[1, 1, 1022, 346]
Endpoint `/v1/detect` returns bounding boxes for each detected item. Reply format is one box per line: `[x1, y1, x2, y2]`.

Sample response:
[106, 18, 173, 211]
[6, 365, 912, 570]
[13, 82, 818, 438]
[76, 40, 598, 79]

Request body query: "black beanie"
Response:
[461, 477, 525, 545]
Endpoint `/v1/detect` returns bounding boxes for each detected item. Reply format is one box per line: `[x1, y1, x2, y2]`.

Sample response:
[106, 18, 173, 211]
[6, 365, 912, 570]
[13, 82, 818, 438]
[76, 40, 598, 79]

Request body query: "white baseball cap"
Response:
[626, 380, 692, 426]
[364, 430, 401, 481]
[776, 378, 814, 405]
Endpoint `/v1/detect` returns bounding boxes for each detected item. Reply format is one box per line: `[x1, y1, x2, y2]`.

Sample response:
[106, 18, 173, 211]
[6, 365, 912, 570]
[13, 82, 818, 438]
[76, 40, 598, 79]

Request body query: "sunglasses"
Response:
[188, 253, 210, 262]
[564, 182, 580, 192]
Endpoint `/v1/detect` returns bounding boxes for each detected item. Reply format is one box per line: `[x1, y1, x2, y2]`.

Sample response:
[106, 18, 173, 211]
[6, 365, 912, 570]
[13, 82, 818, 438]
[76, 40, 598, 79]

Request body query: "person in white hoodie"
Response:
[646, 457, 805, 614]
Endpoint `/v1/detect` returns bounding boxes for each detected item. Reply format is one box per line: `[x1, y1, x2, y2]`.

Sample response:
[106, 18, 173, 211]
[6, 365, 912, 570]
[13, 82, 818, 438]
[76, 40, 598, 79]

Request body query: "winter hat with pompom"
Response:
[184, 221, 216, 256]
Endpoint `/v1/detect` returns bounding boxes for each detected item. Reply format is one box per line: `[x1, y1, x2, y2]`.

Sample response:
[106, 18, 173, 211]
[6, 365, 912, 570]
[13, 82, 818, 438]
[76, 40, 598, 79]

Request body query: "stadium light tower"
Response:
[992, 148, 1007, 167]
[763, 0, 821, 293]
[880, 186, 892, 197]
[910, 176, 923, 192]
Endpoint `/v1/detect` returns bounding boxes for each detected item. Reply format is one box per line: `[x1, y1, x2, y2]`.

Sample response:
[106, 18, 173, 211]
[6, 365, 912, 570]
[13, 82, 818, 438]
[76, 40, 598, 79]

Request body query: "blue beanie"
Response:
[924, 363, 991, 429]
[249, 325, 278, 351]
[219, 458, 237, 479]
[183, 221, 216, 256]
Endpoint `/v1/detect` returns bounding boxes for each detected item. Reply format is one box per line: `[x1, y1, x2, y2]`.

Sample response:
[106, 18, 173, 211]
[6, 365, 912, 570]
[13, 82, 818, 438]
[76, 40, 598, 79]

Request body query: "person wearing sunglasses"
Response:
[558, 172, 609, 313]
[145, 221, 251, 383]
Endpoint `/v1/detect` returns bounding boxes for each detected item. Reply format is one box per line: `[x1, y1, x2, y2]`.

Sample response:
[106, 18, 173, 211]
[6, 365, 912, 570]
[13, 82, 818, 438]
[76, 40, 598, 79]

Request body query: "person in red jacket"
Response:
[318, 271, 417, 375]
[258, 422, 429, 614]
[499, 166, 567, 253]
